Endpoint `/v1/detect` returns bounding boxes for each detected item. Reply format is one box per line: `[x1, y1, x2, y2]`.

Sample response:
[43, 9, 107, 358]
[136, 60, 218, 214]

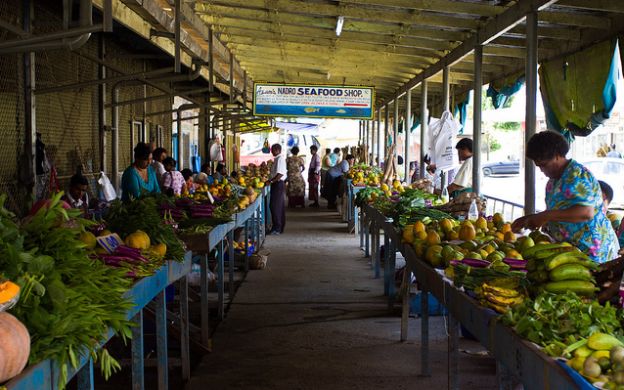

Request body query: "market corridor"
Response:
[188, 207, 498, 390]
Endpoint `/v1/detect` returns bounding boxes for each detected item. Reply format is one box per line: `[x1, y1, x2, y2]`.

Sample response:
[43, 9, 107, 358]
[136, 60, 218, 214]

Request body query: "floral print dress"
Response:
[544, 159, 619, 263]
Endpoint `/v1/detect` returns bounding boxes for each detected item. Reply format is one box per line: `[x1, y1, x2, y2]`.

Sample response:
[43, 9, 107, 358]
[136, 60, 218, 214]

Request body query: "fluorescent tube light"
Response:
[335, 16, 344, 37]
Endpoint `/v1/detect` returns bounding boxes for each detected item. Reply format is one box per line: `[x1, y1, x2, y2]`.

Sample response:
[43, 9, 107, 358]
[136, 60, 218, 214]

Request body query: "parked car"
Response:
[482, 160, 519, 176]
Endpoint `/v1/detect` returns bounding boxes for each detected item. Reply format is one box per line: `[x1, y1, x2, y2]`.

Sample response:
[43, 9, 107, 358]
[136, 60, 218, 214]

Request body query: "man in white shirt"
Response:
[326, 154, 355, 209]
[446, 138, 473, 196]
[266, 144, 287, 234]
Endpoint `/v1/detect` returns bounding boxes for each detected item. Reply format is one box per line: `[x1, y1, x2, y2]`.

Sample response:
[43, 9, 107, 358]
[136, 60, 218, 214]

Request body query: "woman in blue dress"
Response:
[511, 131, 619, 263]
[121, 142, 161, 201]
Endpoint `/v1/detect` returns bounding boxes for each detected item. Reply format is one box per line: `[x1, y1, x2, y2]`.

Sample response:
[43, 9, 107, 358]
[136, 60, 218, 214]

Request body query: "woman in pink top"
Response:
[162, 157, 187, 196]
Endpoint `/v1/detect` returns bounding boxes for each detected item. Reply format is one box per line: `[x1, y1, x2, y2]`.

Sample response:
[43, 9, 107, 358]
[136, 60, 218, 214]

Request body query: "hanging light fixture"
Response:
[335, 16, 344, 37]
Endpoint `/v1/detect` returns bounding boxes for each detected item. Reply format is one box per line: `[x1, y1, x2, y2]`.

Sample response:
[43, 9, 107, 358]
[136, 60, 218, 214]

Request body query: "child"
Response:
[162, 157, 187, 196]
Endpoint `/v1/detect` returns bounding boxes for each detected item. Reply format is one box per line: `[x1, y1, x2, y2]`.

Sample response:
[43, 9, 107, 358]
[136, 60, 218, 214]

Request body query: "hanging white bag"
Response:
[428, 111, 460, 171]
[98, 172, 117, 201]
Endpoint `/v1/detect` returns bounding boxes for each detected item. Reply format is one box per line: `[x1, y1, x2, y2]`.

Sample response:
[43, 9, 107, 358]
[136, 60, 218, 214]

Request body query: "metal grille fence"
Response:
[0, 2, 174, 214]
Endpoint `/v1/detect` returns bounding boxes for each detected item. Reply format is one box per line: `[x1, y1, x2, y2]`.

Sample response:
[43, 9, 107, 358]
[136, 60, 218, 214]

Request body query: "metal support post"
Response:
[228, 228, 235, 298]
[229, 51, 234, 103]
[218, 240, 225, 320]
[208, 28, 214, 93]
[364, 215, 370, 257]
[155, 291, 168, 390]
[76, 359, 94, 390]
[376, 109, 381, 167]
[420, 287, 430, 376]
[180, 277, 190, 382]
[131, 311, 144, 390]
[387, 238, 396, 309]
[525, 11, 538, 215]
[174, 0, 181, 73]
[405, 88, 412, 183]
[448, 312, 460, 390]
[23, 0, 36, 200]
[393, 97, 399, 161]
[112, 87, 120, 190]
[443, 65, 450, 112]
[244, 220, 250, 272]
[400, 263, 411, 341]
[383, 233, 391, 296]
[200, 254, 210, 348]
[384, 106, 390, 162]
[98, 36, 107, 172]
[472, 45, 483, 195]
[420, 80, 428, 179]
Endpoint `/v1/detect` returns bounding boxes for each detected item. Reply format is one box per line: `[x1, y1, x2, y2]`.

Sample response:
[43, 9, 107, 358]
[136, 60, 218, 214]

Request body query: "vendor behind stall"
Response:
[61, 173, 90, 216]
[511, 131, 619, 263]
[121, 142, 161, 201]
[445, 138, 473, 197]
[161, 157, 187, 196]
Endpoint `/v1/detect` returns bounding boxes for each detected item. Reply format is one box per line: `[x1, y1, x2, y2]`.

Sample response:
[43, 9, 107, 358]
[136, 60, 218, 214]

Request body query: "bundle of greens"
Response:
[502, 291, 623, 356]
[396, 207, 453, 228]
[0, 193, 134, 388]
[105, 195, 185, 262]
[354, 187, 385, 208]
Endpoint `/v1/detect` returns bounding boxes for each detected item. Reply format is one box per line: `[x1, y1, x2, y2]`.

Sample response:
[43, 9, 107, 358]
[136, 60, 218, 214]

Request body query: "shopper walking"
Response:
[326, 154, 355, 209]
[286, 146, 306, 208]
[266, 144, 287, 234]
[308, 145, 321, 207]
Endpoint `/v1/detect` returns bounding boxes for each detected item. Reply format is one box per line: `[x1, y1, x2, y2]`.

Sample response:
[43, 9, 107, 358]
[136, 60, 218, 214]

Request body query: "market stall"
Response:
[349, 174, 624, 390]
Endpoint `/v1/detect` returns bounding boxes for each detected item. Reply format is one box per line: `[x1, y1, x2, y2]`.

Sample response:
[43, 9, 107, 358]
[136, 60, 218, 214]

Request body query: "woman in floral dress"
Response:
[286, 146, 306, 208]
[511, 131, 619, 263]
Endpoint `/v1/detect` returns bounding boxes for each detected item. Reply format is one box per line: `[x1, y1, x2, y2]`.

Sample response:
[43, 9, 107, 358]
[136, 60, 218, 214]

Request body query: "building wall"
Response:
[0, 1, 176, 213]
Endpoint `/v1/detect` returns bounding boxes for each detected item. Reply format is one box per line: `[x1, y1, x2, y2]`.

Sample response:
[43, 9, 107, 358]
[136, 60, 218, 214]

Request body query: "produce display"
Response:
[353, 173, 624, 389]
[345, 164, 382, 187]
[0, 165, 265, 388]
[239, 162, 270, 188]
[0, 194, 134, 387]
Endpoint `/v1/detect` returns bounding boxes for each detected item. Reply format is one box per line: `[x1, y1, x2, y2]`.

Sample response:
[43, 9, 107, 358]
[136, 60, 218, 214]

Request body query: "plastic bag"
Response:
[262, 139, 270, 154]
[428, 111, 460, 170]
[209, 140, 223, 162]
[97, 172, 117, 202]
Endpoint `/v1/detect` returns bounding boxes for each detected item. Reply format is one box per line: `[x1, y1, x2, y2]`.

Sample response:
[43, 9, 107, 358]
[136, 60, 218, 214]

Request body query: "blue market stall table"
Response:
[5, 252, 193, 390]
[358, 199, 603, 389]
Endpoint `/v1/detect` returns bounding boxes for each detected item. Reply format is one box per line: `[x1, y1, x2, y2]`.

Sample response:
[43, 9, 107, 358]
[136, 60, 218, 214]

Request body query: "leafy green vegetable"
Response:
[105, 195, 185, 262]
[502, 291, 623, 356]
[0, 193, 134, 388]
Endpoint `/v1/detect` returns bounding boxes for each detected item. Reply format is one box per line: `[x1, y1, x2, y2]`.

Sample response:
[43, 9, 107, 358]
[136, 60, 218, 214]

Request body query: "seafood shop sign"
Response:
[253, 83, 374, 119]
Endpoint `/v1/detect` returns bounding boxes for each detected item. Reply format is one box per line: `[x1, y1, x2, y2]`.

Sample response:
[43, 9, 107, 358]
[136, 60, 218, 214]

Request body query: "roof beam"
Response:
[557, 0, 624, 13]
[227, 41, 441, 61]
[540, 10, 611, 29]
[390, 0, 560, 103]
[218, 26, 459, 52]
[194, 0, 481, 30]
[339, 0, 505, 17]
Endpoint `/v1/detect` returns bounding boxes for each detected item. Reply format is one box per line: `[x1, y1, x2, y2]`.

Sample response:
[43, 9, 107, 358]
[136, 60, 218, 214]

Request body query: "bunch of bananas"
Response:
[477, 278, 526, 313]
[524, 242, 598, 297]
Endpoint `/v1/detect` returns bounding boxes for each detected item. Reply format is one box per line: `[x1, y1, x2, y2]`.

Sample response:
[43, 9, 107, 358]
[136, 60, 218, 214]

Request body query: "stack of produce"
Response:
[354, 186, 386, 207]
[524, 242, 598, 297]
[345, 164, 382, 187]
[237, 187, 259, 210]
[434, 192, 487, 219]
[476, 277, 527, 313]
[0, 193, 134, 387]
[240, 162, 270, 187]
[503, 292, 622, 358]
[566, 333, 624, 387]
[93, 243, 165, 279]
[410, 178, 432, 191]
[105, 196, 186, 262]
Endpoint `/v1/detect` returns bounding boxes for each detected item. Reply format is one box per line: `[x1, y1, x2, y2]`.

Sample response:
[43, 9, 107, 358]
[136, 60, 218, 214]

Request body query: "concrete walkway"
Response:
[188, 206, 498, 390]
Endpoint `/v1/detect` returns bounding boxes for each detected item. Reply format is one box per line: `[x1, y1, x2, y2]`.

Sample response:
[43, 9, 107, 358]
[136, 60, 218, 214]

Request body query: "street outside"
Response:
[481, 174, 547, 220]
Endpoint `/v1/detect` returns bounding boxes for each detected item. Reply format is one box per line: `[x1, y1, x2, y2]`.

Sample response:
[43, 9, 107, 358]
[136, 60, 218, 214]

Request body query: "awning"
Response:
[275, 121, 319, 135]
